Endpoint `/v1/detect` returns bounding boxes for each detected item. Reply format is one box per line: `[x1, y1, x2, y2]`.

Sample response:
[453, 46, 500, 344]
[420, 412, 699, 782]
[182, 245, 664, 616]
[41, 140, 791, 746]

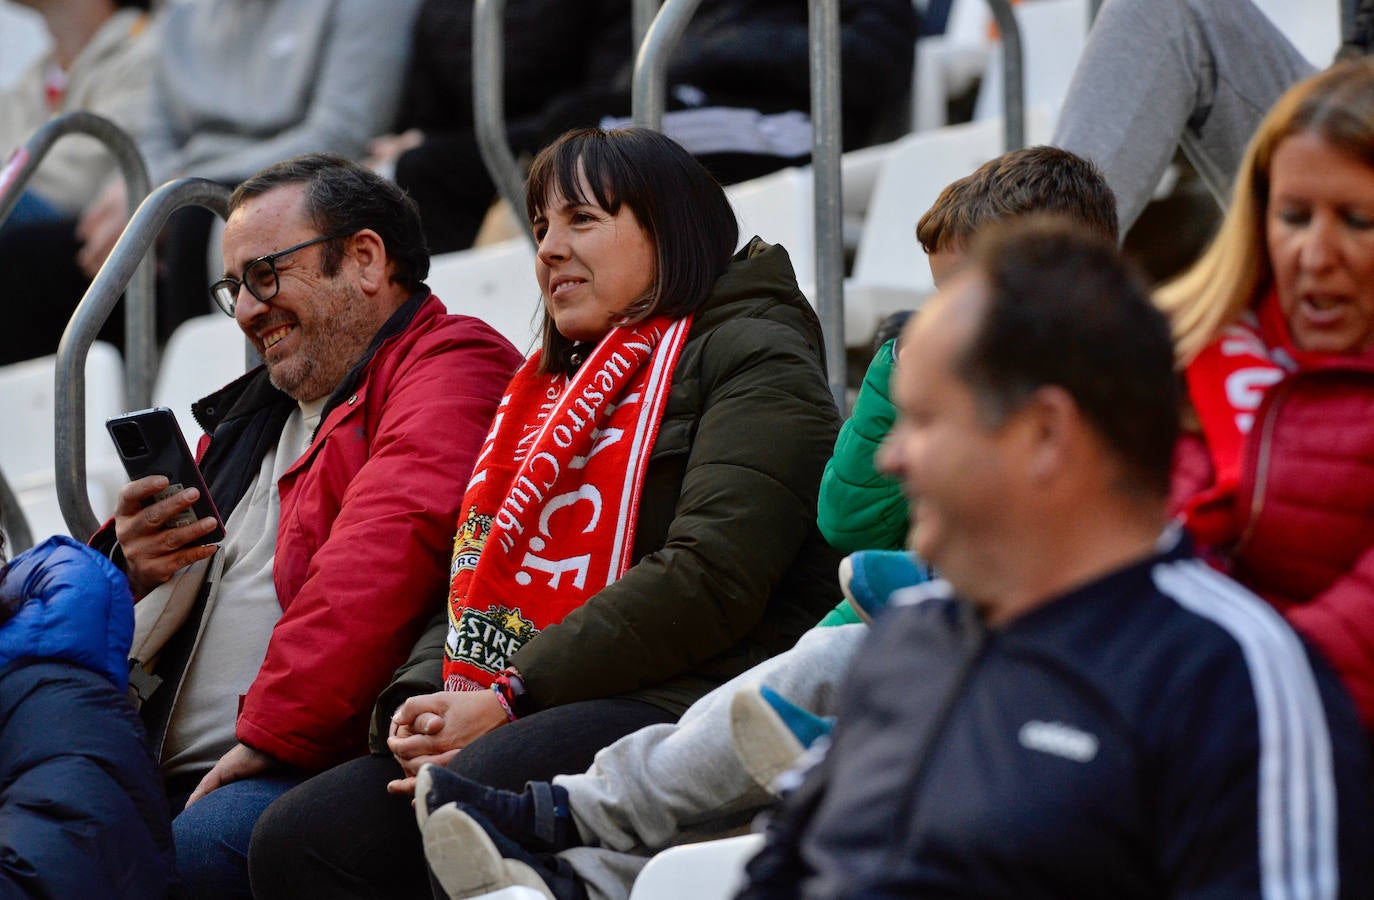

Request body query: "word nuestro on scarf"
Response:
[442, 314, 693, 691]
[1180, 287, 1321, 547]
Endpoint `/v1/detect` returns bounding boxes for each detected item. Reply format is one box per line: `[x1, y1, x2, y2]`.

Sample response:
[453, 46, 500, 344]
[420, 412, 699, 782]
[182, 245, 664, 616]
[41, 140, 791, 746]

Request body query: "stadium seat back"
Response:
[0, 342, 126, 539]
[628, 834, 765, 900]
[427, 239, 542, 354]
[154, 314, 253, 444]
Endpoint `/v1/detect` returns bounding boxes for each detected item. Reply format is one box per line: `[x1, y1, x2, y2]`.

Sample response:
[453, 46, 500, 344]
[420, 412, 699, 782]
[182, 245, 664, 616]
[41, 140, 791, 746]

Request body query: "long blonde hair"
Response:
[1155, 59, 1374, 364]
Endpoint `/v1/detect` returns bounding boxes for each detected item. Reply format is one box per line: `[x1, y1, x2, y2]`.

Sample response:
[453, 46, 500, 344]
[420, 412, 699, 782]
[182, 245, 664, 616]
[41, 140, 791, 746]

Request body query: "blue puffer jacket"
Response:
[0, 536, 176, 897]
[0, 535, 132, 684]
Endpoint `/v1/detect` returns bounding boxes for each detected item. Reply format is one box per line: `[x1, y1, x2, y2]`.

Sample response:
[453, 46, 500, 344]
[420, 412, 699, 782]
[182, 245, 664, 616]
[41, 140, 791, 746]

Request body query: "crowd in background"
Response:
[0, 0, 917, 363]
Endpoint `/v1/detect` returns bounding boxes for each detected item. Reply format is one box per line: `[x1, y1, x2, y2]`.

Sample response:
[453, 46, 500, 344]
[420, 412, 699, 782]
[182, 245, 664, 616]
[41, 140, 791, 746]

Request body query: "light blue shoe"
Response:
[759, 685, 834, 749]
[838, 549, 930, 624]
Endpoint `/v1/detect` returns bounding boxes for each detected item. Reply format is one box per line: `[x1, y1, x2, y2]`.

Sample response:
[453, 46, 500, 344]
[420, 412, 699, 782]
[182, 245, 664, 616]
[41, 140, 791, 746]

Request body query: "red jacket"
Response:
[237, 294, 519, 767]
[1171, 352, 1374, 730]
[98, 294, 521, 769]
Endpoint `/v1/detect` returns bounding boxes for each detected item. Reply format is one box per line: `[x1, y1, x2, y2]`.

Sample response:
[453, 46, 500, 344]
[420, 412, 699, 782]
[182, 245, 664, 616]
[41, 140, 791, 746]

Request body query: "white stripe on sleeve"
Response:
[1153, 560, 1338, 900]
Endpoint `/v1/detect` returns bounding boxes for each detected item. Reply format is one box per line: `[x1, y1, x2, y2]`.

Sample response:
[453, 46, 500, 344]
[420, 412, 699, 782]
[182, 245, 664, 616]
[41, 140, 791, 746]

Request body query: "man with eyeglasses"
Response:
[91, 153, 522, 896]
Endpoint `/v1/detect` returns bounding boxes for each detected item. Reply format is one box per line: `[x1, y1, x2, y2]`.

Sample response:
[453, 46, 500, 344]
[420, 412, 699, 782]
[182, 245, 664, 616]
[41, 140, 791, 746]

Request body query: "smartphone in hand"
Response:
[106, 407, 226, 545]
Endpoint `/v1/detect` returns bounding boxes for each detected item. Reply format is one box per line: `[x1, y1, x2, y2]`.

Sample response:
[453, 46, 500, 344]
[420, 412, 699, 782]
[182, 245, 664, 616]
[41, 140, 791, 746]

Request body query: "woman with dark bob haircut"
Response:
[250, 127, 843, 899]
[529, 126, 739, 372]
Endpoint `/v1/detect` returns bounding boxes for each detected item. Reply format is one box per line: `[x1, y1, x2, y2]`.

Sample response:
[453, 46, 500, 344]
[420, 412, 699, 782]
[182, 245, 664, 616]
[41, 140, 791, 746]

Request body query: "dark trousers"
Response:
[248, 697, 676, 900]
[0, 217, 119, 365]
[158, 203, 218, 337]
[0, 205, 218, 366]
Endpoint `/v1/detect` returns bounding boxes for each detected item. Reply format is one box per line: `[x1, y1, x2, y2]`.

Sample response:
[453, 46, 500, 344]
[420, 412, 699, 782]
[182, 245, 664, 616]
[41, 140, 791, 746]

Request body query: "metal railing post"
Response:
[0, 463, 34, 555]
[985, 0, 1025, 151]
[810, 0, 846, 412]
[633, 0, 659, 47]
[632, 0, 706, 130]
[473, 0, 534, 248]
[55, 178, 231, 540]
[0, 112, 156, 408]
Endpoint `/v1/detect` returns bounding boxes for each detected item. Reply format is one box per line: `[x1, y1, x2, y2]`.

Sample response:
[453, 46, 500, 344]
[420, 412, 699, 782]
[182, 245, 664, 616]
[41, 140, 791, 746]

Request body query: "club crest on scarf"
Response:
[443, 315, 693, 691]
[446, 603, 539, 672]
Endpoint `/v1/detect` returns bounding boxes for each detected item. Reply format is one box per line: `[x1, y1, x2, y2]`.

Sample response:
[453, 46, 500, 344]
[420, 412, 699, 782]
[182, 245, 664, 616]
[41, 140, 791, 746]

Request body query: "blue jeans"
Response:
[172, 775, 305, 900]
[0, 189, 61, 235]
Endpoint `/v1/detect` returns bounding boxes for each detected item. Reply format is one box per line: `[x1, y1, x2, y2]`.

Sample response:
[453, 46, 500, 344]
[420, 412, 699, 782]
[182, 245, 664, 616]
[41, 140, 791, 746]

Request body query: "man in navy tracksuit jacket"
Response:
[739, 221, 1374, 899]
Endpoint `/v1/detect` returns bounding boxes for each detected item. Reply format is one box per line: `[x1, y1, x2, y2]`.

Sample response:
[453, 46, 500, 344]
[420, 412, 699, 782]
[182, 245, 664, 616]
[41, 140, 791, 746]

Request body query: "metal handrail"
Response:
[55, 178, 231, 540]
[986, 0, 1025, 151]
[0, 112, 156, 408]
[810, 0, 846, 410]
[632, 0, 849, 409]
[473, 0, 534, 248]
[633, 0, 659, 48]
[631, 0, 704, 131]
[0, 463, 34, 555]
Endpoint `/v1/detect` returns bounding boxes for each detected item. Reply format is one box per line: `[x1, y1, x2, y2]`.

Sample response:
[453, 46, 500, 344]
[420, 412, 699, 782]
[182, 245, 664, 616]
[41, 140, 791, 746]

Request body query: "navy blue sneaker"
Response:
[422, 802, 588, 900]
[415, 765, 575, 854]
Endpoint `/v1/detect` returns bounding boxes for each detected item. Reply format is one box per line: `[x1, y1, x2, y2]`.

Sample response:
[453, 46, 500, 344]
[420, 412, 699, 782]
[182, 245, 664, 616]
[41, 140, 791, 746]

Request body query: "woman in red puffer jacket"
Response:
[1158, 59, 1374, 731]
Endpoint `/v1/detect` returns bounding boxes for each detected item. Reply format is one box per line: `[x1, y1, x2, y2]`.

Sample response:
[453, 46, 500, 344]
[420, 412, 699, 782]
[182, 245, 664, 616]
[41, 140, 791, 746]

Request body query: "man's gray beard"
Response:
[266, 353, 318, 401]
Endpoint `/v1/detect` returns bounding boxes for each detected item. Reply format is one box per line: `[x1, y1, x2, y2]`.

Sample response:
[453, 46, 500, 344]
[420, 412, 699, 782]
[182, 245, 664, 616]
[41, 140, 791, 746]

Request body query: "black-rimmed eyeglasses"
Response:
[209, 231, 349, 316]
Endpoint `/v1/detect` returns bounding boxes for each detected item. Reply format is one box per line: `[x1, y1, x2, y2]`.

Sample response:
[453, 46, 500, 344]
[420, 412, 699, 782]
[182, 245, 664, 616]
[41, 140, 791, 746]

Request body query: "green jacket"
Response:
[816, 338, 908, 554]
[370, 238, 842, 749]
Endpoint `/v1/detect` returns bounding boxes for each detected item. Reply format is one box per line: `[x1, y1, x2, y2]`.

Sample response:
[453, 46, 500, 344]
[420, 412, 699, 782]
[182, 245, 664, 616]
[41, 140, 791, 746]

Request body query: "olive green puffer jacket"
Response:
[369, 238, 842, 747]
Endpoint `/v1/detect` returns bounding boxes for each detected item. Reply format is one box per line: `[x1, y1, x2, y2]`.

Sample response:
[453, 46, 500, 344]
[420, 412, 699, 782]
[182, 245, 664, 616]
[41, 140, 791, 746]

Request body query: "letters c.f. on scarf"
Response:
[442, 315, 692, 690]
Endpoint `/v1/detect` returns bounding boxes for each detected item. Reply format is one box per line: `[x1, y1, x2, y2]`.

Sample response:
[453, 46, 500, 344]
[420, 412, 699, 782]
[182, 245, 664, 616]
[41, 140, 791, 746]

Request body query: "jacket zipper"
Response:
[1235, 382, 1286, 554]
[890, 607, 987, 863]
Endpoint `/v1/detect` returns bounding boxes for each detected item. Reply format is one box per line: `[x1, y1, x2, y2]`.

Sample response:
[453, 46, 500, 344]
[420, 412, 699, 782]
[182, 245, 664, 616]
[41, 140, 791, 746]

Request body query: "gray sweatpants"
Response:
[554, 624, 867, 900]
[1053, 0, 1317, 230]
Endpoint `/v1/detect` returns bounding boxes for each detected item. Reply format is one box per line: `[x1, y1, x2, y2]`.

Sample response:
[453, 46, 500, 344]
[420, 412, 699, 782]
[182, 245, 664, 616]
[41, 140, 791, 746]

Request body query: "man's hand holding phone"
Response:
[114, 475, 221, 598]
[107, 407, 226, 597]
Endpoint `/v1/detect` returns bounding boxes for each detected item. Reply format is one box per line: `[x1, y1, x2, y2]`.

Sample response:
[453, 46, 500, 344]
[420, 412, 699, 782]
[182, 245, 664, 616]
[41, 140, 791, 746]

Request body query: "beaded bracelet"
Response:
[490, 682, 517, 722]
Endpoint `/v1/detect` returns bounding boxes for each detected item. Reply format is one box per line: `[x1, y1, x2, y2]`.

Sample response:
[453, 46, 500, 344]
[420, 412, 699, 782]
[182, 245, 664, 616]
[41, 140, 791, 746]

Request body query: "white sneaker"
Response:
[422, 803, 555, 900]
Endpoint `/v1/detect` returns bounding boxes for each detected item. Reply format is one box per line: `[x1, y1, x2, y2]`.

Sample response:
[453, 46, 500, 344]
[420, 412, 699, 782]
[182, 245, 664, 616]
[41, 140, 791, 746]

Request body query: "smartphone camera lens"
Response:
[110, 421, 149, 458]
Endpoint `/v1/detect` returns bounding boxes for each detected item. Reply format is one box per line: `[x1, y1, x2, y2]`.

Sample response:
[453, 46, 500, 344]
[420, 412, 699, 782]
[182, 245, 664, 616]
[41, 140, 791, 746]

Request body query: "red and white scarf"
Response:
[1180, 288, 1316, 545]
[442, 315, 693, 691]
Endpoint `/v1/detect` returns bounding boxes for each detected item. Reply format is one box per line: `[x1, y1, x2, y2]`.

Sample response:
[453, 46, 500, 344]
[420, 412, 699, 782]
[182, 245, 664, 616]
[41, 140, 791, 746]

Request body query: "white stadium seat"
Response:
[154, 314, 254, 445]
[728, 165, 817, 287]
[973, 0, 1091, 130]
[427, 239, 542, 355]
[845, 110, 1052, 349]
[845, 118, 1002, 345]
[1250, 0, 1340, 68]
[0, 342, 125, 541]
[628, 833, 765, 900]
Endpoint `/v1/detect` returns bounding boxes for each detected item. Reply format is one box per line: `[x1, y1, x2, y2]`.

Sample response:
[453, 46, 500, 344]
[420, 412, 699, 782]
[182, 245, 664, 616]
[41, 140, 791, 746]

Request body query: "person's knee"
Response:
[171, 792, 250, 900]
[246, 790, 309, 897]
[1093, 0, 1196, 41]
[1098, 0, 1187, 17]
[447, 731, 526, 788]
[173, 776, 299, 900]
[248, 755, 419, 898]
[246, 773, 359, 895]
